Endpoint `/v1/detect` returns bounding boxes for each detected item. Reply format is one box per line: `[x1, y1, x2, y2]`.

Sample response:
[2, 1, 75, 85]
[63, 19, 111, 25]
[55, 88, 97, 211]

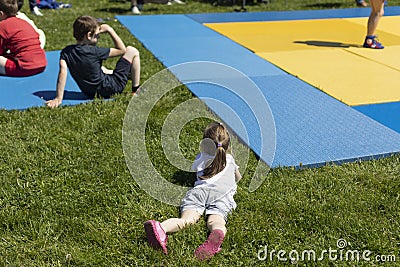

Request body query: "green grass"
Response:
[1, 0, 400, 266]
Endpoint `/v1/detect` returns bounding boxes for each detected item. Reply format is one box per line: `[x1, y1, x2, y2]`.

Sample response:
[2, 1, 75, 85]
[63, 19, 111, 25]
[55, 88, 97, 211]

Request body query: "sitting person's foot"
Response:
[355, 0, 367, 7]
[363, 35, 384, 49]
[32, 6, 43, 16]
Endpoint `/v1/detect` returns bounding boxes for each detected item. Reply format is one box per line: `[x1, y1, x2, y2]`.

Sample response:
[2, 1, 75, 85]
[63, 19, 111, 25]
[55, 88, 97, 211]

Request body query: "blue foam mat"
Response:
[117, 13, 400, 168]
[186, 75, 400, 167]
[0, 51, 90, 110]
[354, 102, 400, 134]
[187, 6, 400, 23]
[250, 75, 400, 167]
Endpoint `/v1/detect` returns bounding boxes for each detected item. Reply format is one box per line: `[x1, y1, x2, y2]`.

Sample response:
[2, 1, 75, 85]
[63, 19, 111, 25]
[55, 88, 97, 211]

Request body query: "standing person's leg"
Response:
[355, 0, 368, 7]
[367, 0, 385, 36]
[364, 0, 385, 48]
[29, 0, 43, 16]
[28, 0, 35, 10]
[194, 214, 226, 261]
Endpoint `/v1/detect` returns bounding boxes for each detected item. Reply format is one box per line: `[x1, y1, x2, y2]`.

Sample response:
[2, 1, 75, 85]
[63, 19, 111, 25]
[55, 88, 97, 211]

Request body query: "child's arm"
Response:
[235, 168, 242, 183]
[99, 24, 126, 58]
[45, 59, 67, 108]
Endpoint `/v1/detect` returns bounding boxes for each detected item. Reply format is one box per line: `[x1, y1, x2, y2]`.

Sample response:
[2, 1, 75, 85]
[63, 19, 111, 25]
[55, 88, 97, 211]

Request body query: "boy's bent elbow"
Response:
[109, 48, 126, 58]
[116, 48, 126, 57]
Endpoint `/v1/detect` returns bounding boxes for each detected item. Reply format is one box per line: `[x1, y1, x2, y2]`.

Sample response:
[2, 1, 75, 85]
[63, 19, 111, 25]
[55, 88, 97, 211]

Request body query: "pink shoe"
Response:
[144, 220, 168, 254]
[194, 229, 225, 261]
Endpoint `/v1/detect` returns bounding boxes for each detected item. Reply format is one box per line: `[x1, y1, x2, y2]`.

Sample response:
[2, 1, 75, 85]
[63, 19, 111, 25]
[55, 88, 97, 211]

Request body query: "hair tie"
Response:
[217, 143, 223, 147]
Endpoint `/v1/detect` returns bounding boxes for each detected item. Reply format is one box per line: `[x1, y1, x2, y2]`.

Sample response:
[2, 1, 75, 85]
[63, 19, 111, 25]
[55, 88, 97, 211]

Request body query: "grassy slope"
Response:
[1, 0, 399, 266]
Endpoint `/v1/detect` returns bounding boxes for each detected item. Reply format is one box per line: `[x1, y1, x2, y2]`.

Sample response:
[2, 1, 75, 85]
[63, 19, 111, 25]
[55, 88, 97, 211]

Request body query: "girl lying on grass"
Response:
[144, 122, 242, 261]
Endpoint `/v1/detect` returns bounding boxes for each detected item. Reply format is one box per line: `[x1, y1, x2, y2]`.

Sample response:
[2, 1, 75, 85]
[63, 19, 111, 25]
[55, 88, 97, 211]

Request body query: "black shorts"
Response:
[98, 57, 131, 98]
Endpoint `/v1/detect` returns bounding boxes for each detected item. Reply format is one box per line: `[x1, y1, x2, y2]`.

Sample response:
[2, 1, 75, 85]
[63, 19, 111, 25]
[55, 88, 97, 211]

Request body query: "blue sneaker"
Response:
[363, 36, 384, 49]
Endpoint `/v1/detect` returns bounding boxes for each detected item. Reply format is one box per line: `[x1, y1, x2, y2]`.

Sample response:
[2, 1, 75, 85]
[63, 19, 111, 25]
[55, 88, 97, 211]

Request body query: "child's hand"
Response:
[45, 98, 62, 108]
[99, 24, 113, 34]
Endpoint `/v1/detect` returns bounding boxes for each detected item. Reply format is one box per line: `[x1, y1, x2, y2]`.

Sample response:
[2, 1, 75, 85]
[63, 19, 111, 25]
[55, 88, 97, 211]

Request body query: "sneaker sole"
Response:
[194, 230, 224, 261]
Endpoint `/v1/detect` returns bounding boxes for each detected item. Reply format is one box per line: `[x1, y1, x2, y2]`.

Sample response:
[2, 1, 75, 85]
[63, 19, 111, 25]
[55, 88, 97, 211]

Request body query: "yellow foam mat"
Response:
[344, 16, 400, 36]
[257, 49, 400, 105]
[345, 45, 400, 71]
[206, 17, 400, 105]
[205, 18, 400, 53]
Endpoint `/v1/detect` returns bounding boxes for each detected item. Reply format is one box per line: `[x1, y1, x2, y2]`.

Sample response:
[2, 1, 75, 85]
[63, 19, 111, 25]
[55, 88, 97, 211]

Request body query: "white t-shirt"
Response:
[191, 152, 238, 195]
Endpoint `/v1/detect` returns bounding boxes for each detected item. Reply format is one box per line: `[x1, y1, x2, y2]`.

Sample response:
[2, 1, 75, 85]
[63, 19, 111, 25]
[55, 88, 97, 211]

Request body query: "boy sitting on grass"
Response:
[46, 15, 140, 108]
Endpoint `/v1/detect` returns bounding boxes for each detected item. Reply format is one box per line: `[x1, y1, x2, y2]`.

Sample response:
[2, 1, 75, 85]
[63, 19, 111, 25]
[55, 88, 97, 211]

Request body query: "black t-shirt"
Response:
[60, 44, 110, 97]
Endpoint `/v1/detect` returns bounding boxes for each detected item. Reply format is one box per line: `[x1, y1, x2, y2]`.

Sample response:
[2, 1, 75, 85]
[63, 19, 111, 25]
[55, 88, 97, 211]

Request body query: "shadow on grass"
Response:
[96, 7, 131, 13]
[294, 40, 362, 48]
[170, 170, 196, 187]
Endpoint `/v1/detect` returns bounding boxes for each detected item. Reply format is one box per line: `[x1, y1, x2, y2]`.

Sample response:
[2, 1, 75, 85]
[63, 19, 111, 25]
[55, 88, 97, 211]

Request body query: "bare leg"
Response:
[206, 214, 227, 235]
[161, 210, 201, 233]
[194, 214, 226, 261]
[367, 0, 385, 36]
[0, 56, 7, 75]
[123, 46, 140, 87]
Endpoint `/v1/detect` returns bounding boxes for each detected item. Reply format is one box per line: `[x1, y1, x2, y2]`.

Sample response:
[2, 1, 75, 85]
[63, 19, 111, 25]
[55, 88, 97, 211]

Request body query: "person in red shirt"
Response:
[0, 0, 47, 77]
